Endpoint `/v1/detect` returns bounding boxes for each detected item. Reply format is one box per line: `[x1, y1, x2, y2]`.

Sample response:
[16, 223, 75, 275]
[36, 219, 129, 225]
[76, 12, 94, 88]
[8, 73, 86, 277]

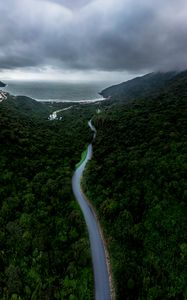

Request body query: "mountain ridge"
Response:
[100, 70, 187, 101]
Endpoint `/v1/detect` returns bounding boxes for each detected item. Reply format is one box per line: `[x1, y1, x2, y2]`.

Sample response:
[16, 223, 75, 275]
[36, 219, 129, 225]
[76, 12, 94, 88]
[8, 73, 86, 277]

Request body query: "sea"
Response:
[3, 80, 111, 103]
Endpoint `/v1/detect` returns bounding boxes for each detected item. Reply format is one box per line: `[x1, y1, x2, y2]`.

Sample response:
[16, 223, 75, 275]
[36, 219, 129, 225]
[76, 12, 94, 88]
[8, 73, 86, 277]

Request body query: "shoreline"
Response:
[36, 97, 109, 104]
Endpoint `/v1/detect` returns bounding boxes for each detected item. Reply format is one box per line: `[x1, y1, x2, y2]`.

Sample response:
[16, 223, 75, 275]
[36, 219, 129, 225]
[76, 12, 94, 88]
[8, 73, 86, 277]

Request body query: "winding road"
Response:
[72, 121, 111, 300]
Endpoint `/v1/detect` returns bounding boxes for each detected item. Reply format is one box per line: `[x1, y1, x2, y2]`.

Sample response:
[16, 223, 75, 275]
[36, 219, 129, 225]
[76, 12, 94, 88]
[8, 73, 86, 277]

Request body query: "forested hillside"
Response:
[0, 96, 94, 299]
[100, 71, 182, 101]
[2, 94, 52, 120]
[84, 74, 187, 299]
[0, 81, 6, 87]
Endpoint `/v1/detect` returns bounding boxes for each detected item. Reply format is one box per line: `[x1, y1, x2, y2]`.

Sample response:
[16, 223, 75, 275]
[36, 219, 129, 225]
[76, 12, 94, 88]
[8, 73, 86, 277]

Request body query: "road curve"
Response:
[72, 121, 111, 300]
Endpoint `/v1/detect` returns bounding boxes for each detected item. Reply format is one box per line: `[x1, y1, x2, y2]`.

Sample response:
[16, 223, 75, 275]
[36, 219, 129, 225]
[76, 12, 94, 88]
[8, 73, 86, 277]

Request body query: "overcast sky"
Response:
[0, 0, 187, 81]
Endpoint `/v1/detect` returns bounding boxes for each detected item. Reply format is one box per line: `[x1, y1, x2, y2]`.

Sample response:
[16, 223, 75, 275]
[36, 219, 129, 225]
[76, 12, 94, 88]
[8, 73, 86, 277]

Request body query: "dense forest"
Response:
[83, 72, 187, 299]
[0, 95, 95, 299]
[1, 71, 187, 300]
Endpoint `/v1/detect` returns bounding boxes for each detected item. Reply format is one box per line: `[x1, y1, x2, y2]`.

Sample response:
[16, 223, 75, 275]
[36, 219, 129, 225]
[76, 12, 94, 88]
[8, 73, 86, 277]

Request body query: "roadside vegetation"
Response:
[76, 148, 88, 169]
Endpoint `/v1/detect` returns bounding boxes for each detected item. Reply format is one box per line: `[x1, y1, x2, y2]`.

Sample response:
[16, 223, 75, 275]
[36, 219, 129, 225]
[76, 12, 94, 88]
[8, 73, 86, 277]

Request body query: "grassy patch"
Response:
[76, 147, 88, 169]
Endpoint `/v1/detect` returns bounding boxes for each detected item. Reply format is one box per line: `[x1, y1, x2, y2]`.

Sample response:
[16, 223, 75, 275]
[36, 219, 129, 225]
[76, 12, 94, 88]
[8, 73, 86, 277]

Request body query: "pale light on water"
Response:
[4, 80, 110, 102]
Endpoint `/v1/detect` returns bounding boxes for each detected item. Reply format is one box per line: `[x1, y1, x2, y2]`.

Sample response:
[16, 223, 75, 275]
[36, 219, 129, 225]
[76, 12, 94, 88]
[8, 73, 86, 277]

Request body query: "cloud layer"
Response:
[0, 0, 187, 75]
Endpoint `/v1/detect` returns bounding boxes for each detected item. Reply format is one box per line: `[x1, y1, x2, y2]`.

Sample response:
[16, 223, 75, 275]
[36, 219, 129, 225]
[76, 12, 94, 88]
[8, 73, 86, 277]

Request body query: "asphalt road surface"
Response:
[72, 121, 111, 300]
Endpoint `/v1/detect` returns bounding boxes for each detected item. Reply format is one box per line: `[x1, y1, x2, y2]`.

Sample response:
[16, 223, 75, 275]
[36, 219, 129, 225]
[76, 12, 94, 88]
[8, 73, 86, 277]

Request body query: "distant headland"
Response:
[0, 81, 6, 87]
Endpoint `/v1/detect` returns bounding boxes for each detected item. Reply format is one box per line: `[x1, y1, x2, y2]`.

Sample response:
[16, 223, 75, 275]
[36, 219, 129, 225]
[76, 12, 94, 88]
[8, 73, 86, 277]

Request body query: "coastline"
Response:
[36, 97, 109, 104]
[3, 80, 111, 104]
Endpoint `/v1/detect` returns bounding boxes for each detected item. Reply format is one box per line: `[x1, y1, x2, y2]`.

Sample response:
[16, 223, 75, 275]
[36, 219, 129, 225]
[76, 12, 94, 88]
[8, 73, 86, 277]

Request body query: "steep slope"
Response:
[100, 71, 179, 101]
[84, 74, 187, 299]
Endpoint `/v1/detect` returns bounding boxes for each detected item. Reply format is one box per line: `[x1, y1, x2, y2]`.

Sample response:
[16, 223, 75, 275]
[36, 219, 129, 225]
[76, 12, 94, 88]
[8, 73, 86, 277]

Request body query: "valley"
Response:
[0, 71, 187, 299]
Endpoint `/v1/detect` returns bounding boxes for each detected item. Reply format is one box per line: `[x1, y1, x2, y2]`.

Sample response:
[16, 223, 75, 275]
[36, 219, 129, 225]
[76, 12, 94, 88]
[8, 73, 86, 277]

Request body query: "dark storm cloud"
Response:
[0, 0, 187, 73]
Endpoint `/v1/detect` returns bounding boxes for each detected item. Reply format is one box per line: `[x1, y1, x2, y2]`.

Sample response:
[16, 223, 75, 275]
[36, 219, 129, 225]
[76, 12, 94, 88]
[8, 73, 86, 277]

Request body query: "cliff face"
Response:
[0, 81, 6, 87]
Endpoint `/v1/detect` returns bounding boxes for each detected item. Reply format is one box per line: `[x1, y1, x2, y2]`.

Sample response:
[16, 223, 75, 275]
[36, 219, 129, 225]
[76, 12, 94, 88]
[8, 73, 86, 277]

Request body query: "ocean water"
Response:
[4, 80, 110, 102]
